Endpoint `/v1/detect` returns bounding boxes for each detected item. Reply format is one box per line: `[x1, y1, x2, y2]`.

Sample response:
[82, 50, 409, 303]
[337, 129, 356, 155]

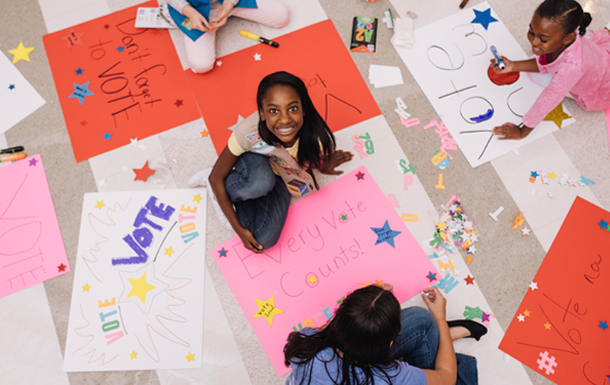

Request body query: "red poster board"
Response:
[186, 20, 381, 154]
[499, 197, 610, 384]
[43, 1, 200, 162]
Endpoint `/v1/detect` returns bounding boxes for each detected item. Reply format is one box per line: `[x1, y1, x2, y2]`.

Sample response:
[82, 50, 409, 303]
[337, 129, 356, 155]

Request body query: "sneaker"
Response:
[188, 168, 233, 230]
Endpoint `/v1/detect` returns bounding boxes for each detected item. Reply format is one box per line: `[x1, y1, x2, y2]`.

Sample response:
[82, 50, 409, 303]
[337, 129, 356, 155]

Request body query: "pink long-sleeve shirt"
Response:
[522, 29, 610, 128]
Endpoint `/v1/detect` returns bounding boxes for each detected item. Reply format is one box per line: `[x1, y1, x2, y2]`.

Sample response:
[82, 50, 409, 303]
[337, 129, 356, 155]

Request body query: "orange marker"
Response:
[0, 152, 26, 163]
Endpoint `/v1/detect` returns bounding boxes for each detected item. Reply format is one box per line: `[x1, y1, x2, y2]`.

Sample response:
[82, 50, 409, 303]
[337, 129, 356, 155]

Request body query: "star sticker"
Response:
[75, 67, 84, 75]
[200, 129, 209, 137]
[523, 309, 531, 317]
[227, 114, 245, 131]
[464, 275, 475, 285]
[517, 314, 525, 322]
[339, 214, 348, 223]
[193, 194, 203, 203]
[68, 81, 95, 105]
[426, 272, 437, 282]
[8, 42, 35, 63]
[97, 179, 106, 187]
[252, 294, 284, 326]
[468, 245, 477, 254]
[185, 352, 195, 362]
[254, 53, 262, 61]
[127, 272, 157, 304]
[371, 220, 401, 248]
[471, 8, 498, 30]
[103, 132, 112, 140]
[58, 263, 67, 272]
[80, 120, 88, 126]
[175, 99, 184, 107]
[164, 247, 174, 256]
[481, 312, 491, 323]
[529, 281, 538, 291]
[544, 322, 552, 330]
[466, 255, 473, 263]
[548, 172, 557, 180]
[82, 283, 91, 292]
[95, 200, 105, 209]
[28, 157, 38, 167]
[219, 248, 228, 258]
[130, 351, 137, 359]
[8, 84, 15, 90]
[543, 103, 571, 128]
[547, 192, 554, 199]
[521, 227, 531, 236]
[529, 177, 536, 183]
[530, 171, 539, 178]
[598, 219, 609, 230]
[117, 46, 124, 52]
[62, 30, 85, 47]
[216, 60, 222, 66]
[307, 274, 318, 285]
[133, 160, 155, 182]
[599, 321, 608, 331]
[356, 171, 365, 180]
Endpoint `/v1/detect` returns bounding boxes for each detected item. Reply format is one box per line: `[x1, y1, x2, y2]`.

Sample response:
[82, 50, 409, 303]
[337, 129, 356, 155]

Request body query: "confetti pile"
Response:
[528, 170, 595, 187]
[431, 198, 478, 259]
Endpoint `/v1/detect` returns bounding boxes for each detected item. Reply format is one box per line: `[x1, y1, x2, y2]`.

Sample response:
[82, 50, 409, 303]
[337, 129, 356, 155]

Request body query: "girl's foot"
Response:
[448, 320, 488, 341]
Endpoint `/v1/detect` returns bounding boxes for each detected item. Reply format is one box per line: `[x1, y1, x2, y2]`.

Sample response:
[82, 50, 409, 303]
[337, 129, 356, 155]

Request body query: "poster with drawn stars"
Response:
[500, 197, 610, 384]
[211, 166, 438, 375]
[42, 0, 200, 162]
[64, 189, 207, 371]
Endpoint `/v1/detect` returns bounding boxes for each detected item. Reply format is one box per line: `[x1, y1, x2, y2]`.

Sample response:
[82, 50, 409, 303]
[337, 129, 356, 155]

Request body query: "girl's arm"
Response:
[490, 57, 539, 73]
[209, 147, 265, 253]
[318, 150, 354, 175]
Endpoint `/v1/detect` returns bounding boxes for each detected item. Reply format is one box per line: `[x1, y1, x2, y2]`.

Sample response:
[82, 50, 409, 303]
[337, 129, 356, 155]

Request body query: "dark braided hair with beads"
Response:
[536, 0, 592, 36]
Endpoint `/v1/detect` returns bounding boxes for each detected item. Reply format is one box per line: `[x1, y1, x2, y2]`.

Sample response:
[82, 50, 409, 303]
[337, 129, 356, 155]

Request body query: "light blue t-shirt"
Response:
[286, 328, 427, 385]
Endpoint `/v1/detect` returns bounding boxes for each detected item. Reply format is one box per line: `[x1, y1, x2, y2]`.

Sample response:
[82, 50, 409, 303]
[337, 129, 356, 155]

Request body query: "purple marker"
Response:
[490, 45, 505, 70]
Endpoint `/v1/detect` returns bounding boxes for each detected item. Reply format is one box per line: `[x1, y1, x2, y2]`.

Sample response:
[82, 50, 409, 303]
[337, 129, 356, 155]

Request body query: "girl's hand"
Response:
[319, 150, 354, 175]
[493, 122, 533, 140]
[236, 226, 265, 254]
[209, 1, 235, 30]
[422, 287, 447, 321]
[489, 55, 514, 74]
[182, 5, 212, 32]
[378, 282, 394, 292]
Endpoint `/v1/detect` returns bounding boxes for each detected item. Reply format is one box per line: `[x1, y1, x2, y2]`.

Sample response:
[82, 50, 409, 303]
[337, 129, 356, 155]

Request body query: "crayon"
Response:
[0, 152, 26, 162]
[239, 30, 279, 48]
[459, 0, 469, 9]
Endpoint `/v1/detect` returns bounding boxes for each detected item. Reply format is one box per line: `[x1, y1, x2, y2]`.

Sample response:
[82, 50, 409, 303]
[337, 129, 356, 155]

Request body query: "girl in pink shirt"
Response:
[491, 0, 610, 140]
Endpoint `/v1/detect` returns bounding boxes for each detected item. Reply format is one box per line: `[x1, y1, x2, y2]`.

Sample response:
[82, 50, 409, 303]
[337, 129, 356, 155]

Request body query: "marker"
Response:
[0, 146, 24, 154]
[459, 0, 469, 9]
[388, 8, 394, 27]
[490, 45, 505, 70]
[0, 152, 26, 163]
[240, 30, 279, 48]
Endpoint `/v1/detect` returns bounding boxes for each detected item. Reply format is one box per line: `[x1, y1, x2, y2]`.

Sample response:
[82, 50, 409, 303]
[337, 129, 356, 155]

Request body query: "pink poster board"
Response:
[211, 166, 438, 375]
[0, 154, 70, 297]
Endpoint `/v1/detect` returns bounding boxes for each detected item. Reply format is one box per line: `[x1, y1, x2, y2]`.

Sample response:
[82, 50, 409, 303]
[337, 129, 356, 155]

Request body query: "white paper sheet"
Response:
[369, 65, 404, 88]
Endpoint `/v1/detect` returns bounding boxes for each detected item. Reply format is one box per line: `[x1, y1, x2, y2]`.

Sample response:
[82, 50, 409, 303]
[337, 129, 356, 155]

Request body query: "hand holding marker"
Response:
[490, 45, 505, 70]
[240, 30, 279, 48]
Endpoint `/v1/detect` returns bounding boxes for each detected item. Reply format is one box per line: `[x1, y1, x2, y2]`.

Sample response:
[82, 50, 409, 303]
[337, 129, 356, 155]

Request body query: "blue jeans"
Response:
[391, 307, 478, 385]
[225, 152, 291, 249]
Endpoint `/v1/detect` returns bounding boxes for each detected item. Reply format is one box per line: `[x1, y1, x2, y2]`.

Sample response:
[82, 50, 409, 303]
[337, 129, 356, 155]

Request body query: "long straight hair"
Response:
[284, 285, 402, 385]
[256, 71, 336, 169]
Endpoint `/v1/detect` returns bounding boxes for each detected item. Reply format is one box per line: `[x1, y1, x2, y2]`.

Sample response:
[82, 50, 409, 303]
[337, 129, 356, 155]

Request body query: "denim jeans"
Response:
[225, 152, 291, 250]
[390, 307, 478, 385]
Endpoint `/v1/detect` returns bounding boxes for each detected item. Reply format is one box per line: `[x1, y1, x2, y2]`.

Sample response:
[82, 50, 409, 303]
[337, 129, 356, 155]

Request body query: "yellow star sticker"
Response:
[164, 247, 174, 256]
[466, 255, 473, 263]
[307, 275, 318, 285]
[185, 352, 195, 362]
[95, 200, 105, 209]
[548, 172, 557, 180]
[127, 272, 156, 304]
[8, 42, 35, 64]
[523, 309, 531, 317]
[130, 351, 137, 359]
[543, 322, 552, 330]
[193, 194, 203, 203]
[82, 283, 91, 292]
[543, 103, 571, 128]
[200, 129, 209, 138]
[252, 294, 284, 327]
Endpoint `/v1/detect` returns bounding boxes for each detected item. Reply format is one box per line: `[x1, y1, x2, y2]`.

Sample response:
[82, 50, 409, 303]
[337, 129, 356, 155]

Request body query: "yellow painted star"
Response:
[523, 309, 531, 317]
[307, 275, 318, 285]
[95, 200, 105, 209]
[82, 283, 91, 292]
[252, 294, 284, 327]
[543, 322, 552, 330]
[548, 172, 557, 180]
[185, 352, 195, 362]
[127, 272, 157, 304]
[193, 194, 203, 203]
[543, 103, 571, 128]
[8, 42, 35, 64]
[130, 351, 137, 359]
[164, 247, 174, 256]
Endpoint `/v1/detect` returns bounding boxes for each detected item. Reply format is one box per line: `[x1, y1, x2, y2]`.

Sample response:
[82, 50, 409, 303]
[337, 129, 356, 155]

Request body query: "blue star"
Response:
[68, 81, 95, 105]
[598, 219, 608, 230]
[427, 272, 437, 282]
[580, 175, 595, 185]
[75, 67, 83, 75]
[371, 220, 401, 248]
[117, 46, 124, 52]
[8, 84, 15, 90]
[471, 8, 498, 30]
[599, 321, 608, 331]
[530, 171, 539, 178]
[103, 132, 112, 140]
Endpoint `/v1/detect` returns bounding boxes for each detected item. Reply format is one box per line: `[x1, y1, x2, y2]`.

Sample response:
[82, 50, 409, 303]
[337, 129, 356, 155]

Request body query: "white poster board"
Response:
[64, 189, 207, 371]
[394, 2, 571, 167]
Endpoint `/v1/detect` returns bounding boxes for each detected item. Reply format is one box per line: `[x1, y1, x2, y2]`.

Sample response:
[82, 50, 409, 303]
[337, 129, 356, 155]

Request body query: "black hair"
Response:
[536, 0, 592, 36]
[256, 71, 336, 170]
[283, 285, 402, 385]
